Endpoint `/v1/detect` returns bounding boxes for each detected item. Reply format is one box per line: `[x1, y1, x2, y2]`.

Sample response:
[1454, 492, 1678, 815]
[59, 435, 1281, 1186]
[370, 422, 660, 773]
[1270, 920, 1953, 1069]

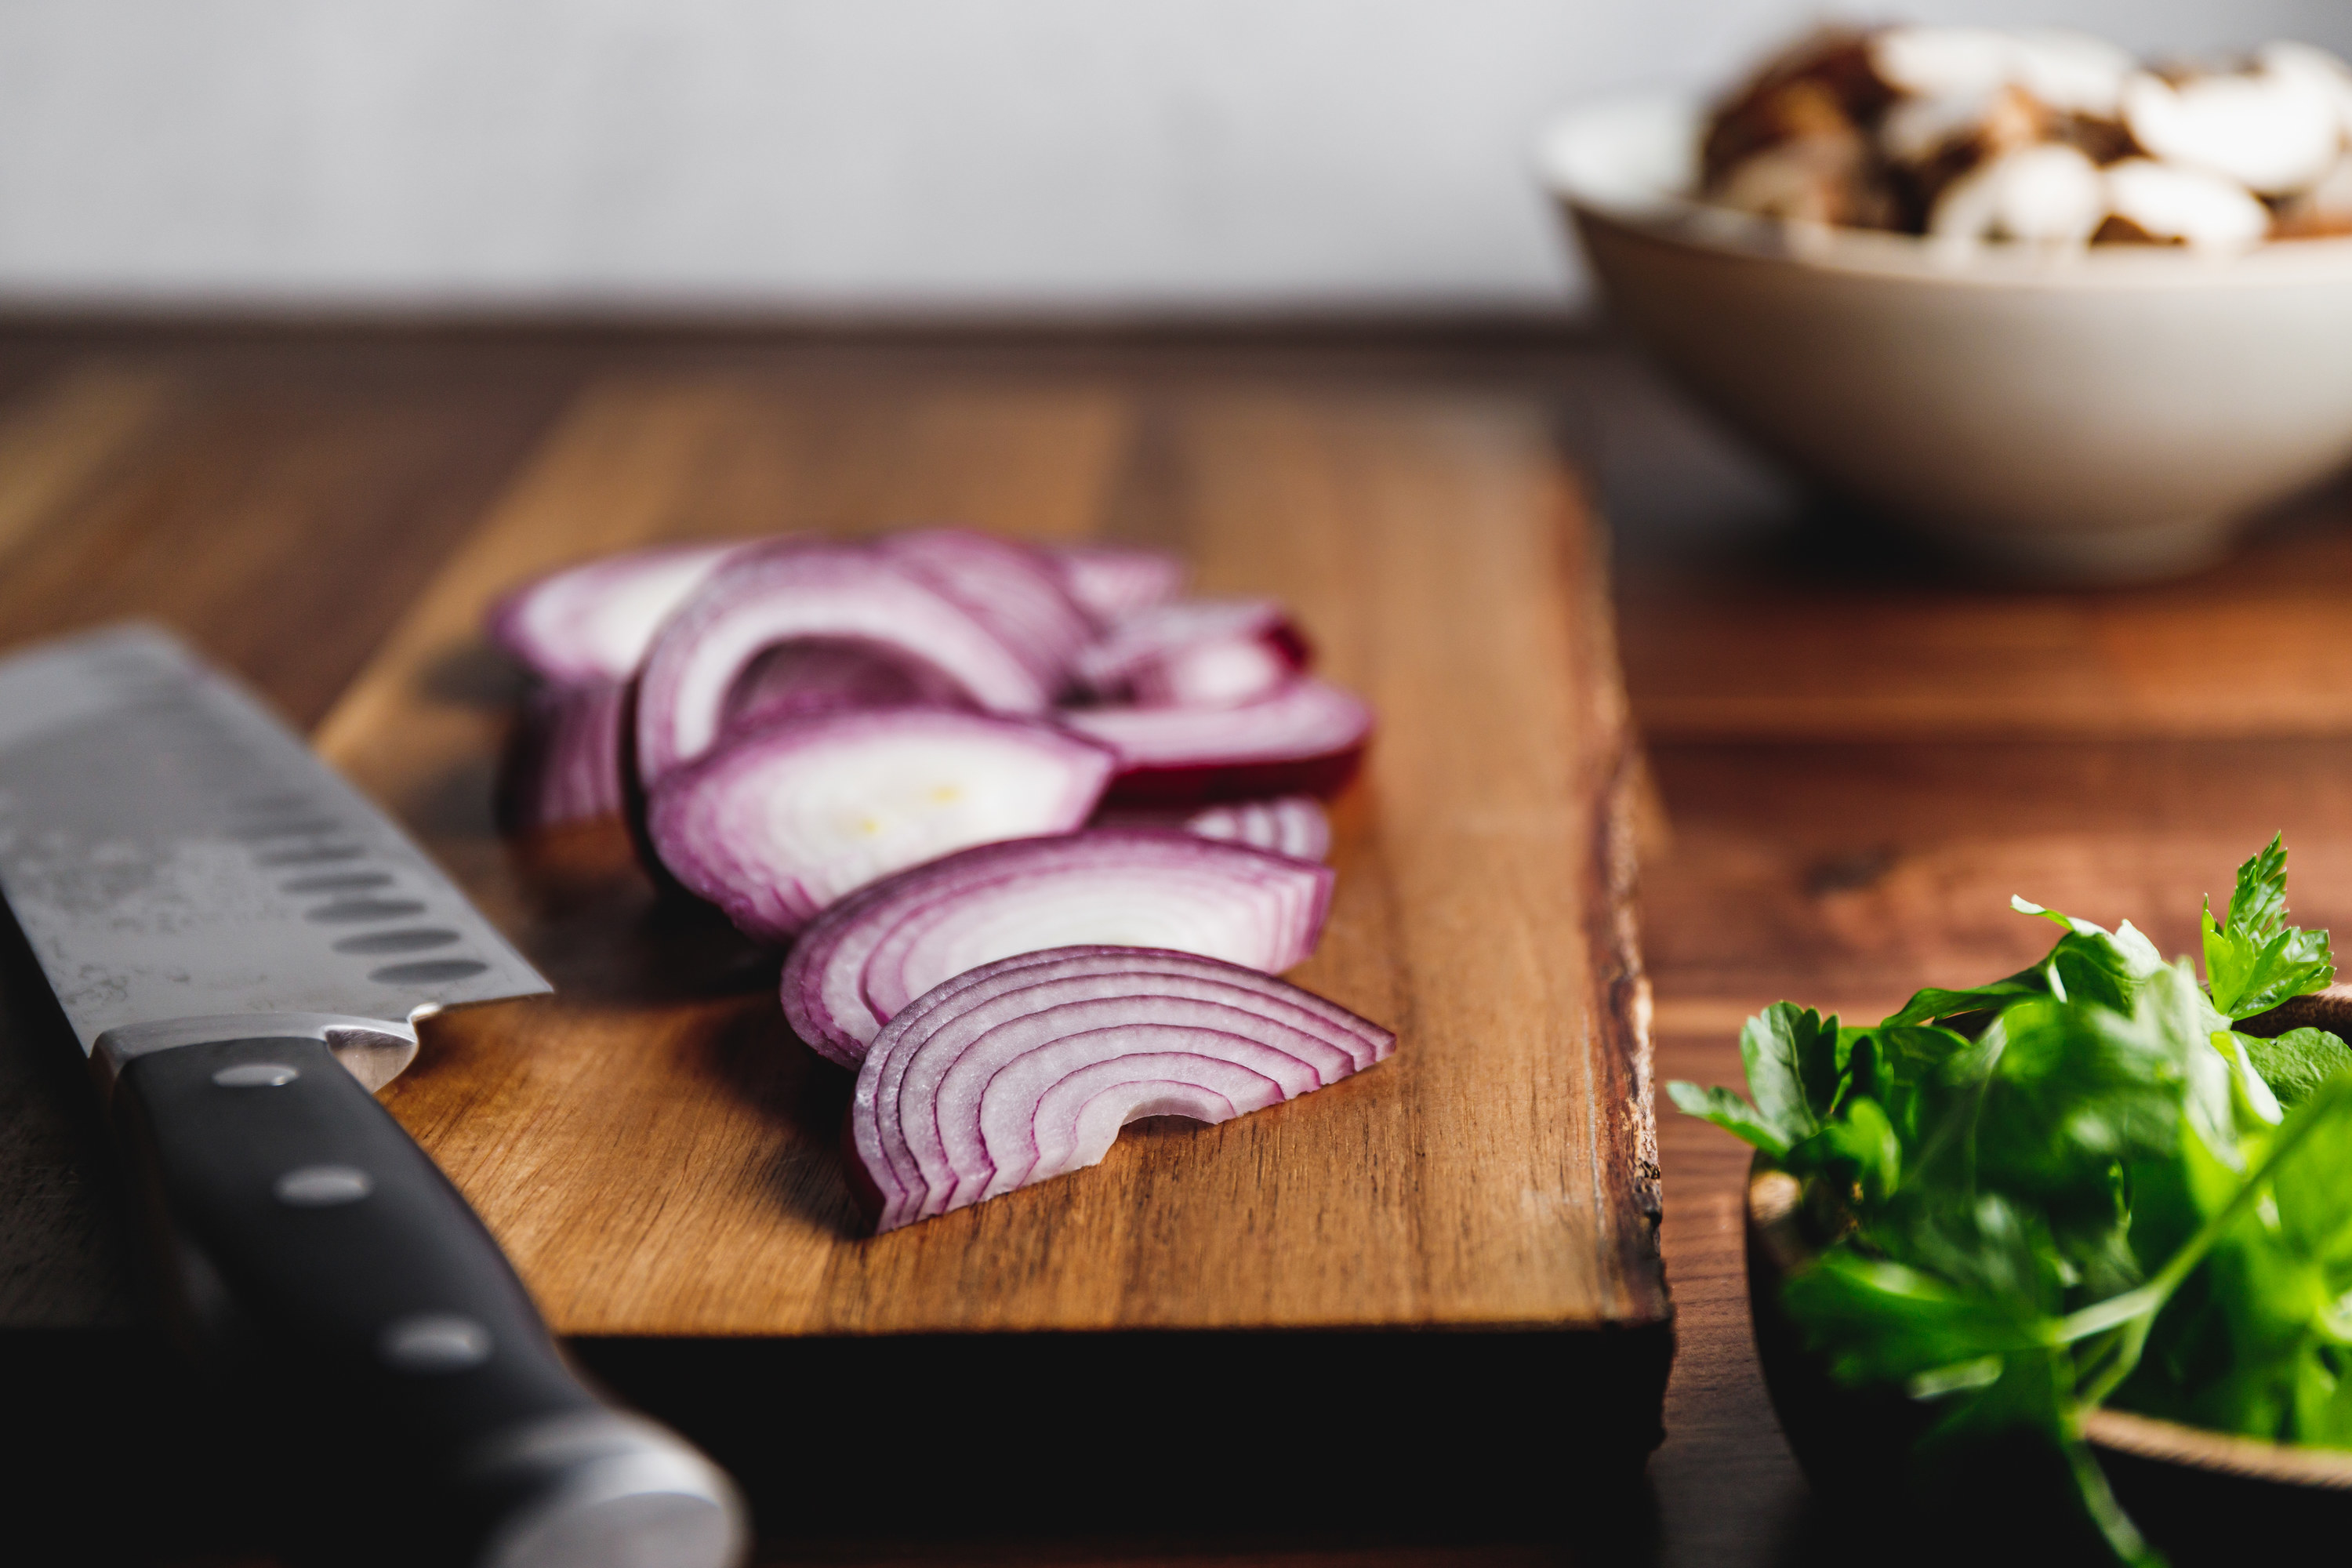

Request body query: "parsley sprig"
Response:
[1671, 836, 2352, 1565]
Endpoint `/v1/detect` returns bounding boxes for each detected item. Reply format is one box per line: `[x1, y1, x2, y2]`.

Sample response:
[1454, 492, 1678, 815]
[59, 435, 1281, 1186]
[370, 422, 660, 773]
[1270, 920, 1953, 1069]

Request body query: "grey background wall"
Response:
[2, 1, 2347, 314]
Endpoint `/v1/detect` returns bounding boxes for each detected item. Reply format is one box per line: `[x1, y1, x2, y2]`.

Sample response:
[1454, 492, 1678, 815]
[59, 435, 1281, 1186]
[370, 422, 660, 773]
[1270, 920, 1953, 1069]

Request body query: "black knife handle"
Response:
[110, 1035, 747, 1568]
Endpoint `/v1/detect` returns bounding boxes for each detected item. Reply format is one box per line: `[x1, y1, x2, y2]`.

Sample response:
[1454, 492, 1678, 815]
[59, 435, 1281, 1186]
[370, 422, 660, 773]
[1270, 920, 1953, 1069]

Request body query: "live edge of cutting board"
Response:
[313, 383, 1669, 1361]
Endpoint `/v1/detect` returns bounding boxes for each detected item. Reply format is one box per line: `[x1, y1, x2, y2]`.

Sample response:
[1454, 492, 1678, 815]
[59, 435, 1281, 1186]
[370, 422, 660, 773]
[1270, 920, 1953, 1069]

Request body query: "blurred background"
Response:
[5, 0, 2349, 318]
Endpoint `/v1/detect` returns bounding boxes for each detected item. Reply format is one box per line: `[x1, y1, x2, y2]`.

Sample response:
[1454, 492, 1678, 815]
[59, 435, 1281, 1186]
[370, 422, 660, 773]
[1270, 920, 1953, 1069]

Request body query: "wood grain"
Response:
[0, 364, 169, 564]
[0, 346, 575, 727]
[306, 377, 1666, 1341]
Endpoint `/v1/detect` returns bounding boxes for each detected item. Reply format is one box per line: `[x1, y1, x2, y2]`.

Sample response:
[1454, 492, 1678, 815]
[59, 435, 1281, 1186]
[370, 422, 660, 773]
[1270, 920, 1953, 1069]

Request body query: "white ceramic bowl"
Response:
[1538, 94, 2352, 579]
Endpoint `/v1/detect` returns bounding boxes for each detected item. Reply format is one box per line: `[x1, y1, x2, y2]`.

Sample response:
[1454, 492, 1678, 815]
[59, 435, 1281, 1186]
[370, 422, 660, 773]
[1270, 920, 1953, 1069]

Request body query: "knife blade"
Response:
[0, 624, 746, 1568]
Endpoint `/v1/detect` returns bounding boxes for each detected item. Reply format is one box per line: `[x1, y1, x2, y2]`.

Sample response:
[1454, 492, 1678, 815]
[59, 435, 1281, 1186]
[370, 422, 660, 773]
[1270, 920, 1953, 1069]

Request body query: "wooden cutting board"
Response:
[0, 376, 1646, 1535]
[0, 371, 1667, 1539]
[310, 379, 1664, 1345]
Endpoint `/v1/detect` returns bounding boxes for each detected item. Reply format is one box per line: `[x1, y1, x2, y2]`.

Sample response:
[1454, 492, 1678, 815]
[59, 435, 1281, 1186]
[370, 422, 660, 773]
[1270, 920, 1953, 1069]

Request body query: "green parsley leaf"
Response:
[2227, 834, 2292, 945]
[1784, 1250, 2053, 1386]
[2202, 834, 2334, 1019]
[1881, 902, 2168, 1031]
[1740, 1001, 1842, 1145]
[1664, 1080, 1790, 1159]
[2241, 1027, 2352, 1112]
[1784, 1094, 1902, 1203]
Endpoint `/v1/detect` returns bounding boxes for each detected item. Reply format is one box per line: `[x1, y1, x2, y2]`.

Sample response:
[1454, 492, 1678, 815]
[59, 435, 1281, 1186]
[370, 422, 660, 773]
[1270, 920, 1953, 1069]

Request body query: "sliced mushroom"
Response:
[2103, 157, 2274, 250]
[1700, 27, 1891, 187]
[1710, 132, 1886, 227]
[1929, 143, 2106, 245]
[2122, 62, 2343, 195]
[1871, 27, 2018, 102]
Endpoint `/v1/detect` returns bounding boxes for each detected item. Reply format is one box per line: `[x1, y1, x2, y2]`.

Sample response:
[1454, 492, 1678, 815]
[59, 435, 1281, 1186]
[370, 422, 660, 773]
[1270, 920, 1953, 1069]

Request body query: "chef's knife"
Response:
[0, 624, 746, 1568]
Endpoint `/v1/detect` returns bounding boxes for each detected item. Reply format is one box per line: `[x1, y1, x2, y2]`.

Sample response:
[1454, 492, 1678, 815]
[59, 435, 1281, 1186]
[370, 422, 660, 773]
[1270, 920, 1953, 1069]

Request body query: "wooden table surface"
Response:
[4, 322, 2352, 1566]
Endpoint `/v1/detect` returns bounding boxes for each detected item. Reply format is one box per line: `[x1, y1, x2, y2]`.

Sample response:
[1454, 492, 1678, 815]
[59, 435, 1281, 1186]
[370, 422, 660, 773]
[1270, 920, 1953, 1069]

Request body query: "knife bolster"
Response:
[93, 1011, 419, 1096]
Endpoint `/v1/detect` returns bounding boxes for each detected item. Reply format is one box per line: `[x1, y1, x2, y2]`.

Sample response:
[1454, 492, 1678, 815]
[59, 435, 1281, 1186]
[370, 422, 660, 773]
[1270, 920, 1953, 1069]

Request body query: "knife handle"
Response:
[109, 1034, 749, 1568]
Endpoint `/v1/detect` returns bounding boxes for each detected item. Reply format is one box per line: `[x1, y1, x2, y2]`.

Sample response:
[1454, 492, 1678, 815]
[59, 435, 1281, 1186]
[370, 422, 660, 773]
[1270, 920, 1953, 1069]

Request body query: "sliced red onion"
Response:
[779, 829, 1334, 1066]
[1075, 597, 1311, 707]
[1047, 543, 1185, 621]
[1183, 796, 1332, 861]
[851, 946, 1393, 1230]
[880, 528, 1094, 691]
[721, 641, 969, 732]
[1094, 796, 1332, 862]
[633, 541, 1054, 789]
[1058, 677, 1373, 805]
[486, 543, 742, 684]
[646, 710, 1116, 942]
[495, 680, 627, 830]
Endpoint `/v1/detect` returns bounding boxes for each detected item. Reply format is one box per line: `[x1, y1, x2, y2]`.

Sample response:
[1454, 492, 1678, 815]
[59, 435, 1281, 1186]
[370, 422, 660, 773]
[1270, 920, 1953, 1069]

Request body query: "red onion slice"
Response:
[881, 528, 1094, 688]
[1047, 543, 1185, 621]
[856, 946, 1387, 1216]
[487, 543, 742, 684]
[633, 541, 1054, 789]
[721, 641, 969, 732]
[1076, 597, 1311, 708]
[1058, 677, 1374, 805]
[851, 946, 1393, 1230]
[780, 829, 1334, 1065]
[869, 944, 1388, 1063]
[861, 959, 1374, 1213]
[1183, 796, 1332, 861]
[1094, 797, 1333, 862]
[646, 710, 1116, 942]
[495, 681, 627, 830]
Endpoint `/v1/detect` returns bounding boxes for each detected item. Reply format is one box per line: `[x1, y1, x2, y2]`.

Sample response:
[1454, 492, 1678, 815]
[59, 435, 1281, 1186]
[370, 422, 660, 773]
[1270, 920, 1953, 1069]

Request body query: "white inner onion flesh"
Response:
[753, 731, 1102, 912]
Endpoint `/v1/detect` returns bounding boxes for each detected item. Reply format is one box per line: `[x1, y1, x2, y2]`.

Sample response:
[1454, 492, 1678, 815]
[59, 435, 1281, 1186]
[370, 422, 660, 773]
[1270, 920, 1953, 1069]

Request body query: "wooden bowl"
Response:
[1744, 1160, 2352, 1562]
